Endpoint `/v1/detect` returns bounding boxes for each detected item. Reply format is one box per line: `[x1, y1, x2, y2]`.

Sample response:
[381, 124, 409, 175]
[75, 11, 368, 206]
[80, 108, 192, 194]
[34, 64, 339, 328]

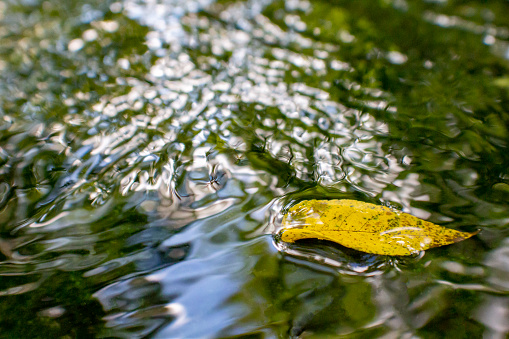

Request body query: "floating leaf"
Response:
[278, 199, 479, 256]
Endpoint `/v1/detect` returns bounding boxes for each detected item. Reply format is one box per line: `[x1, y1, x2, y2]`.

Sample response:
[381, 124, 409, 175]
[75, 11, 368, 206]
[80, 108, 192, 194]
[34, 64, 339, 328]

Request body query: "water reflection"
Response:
[1, 0, 509, 337]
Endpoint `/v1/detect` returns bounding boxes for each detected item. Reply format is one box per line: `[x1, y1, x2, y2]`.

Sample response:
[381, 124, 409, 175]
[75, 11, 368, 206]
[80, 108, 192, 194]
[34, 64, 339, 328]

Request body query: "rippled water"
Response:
[1, 0, 509, 337]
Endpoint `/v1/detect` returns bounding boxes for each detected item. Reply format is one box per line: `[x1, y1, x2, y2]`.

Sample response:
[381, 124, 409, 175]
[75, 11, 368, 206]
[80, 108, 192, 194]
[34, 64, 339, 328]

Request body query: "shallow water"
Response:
[1, 0, 509, 337]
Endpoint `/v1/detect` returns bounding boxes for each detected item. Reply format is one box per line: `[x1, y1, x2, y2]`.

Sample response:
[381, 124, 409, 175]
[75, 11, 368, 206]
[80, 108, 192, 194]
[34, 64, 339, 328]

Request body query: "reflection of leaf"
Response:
[279, 200, 478, 256]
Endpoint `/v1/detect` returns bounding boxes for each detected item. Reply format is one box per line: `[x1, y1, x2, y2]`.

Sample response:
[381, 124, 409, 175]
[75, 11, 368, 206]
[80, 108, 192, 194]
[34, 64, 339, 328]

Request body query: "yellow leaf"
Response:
[278, 199, 478, 256]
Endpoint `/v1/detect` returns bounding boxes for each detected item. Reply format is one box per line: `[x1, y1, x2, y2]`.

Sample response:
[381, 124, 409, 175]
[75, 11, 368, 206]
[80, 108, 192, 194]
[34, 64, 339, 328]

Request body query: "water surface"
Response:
[1, 0, 509, 337]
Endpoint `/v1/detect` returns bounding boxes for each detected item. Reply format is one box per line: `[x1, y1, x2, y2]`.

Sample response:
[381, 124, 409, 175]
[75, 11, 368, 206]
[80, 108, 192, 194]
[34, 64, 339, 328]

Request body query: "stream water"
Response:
[1, 0, 509, 337]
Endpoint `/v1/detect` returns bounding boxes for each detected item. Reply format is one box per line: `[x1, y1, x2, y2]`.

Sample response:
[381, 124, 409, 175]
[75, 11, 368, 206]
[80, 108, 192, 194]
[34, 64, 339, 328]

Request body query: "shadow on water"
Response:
[1, 0, 509, 337]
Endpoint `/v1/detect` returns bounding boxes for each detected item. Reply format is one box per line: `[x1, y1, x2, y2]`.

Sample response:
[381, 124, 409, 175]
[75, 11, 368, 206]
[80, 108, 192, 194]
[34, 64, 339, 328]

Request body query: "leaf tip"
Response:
[449, 229, 480, 244]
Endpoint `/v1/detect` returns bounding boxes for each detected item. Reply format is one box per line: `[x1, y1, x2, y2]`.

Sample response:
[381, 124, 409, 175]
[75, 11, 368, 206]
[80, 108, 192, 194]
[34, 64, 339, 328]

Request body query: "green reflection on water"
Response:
[1, 0, 509, 337]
